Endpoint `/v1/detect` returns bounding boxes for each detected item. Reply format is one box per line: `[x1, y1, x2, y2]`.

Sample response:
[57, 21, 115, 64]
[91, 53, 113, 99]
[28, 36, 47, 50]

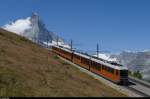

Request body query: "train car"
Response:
[73, 52, 90, 70]
[52, 45, 73, 61]
[90, 57, 128, 85]
[52, 45, 128, 85]
[72, 51, 128, 85]
[72, 52, 81, 65]
[52, 45, 60, 55]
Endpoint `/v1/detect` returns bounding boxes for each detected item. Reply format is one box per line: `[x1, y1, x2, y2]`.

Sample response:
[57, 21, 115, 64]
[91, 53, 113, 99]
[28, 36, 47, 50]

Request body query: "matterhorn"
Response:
[3, 13, 66, 47]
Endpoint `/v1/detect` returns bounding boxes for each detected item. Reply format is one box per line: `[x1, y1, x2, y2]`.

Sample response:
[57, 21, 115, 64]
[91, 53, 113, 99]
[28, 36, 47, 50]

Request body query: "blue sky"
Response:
[0, 0, 150, 53]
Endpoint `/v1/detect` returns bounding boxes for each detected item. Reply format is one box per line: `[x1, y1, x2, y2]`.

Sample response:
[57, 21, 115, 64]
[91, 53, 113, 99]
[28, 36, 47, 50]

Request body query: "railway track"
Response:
[125, 86, 149, 97]
[129, 76, 150, 88]
[126, 76, 150, 97]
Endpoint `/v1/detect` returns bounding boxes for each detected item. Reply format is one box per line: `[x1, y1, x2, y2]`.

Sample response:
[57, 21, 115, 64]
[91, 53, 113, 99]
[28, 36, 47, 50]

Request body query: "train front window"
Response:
[120, 70, 128, 77]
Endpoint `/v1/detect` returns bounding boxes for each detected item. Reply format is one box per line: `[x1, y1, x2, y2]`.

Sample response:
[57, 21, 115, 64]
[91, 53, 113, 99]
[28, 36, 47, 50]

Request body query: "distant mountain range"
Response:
[110, 50, 150, 82]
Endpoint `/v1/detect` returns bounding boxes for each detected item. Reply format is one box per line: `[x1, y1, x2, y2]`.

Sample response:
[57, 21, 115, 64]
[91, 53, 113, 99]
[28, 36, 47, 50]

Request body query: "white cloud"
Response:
[2, 17, 31, 35]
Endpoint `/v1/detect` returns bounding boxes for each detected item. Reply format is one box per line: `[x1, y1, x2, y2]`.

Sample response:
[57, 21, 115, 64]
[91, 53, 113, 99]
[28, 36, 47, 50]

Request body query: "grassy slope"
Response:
[0, 29, 126, 97]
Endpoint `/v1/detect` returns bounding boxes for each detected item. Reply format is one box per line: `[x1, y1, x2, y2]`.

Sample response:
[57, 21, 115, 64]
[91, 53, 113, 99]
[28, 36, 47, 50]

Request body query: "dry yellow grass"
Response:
[0, 29, 126, 97]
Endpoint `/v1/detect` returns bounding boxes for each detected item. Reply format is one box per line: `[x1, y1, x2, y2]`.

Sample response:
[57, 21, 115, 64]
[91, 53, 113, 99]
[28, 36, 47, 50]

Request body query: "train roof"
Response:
[53, 45, 128, 70]
[74, 51, 128, 70]
[55, 45, 73, 53]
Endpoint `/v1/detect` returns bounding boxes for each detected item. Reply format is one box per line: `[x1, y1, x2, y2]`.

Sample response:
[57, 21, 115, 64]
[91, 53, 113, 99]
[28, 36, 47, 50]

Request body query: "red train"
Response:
[52, 45, 128, 85]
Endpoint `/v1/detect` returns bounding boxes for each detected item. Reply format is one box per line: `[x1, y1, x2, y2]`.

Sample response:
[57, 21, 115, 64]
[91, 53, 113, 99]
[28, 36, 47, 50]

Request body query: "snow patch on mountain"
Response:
[93, 53, 119, 62]
[43, 40, 71, 49]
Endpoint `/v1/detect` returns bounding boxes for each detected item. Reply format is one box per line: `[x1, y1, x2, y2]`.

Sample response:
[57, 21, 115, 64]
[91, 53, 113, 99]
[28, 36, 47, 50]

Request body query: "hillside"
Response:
[0, 29, 126, 97]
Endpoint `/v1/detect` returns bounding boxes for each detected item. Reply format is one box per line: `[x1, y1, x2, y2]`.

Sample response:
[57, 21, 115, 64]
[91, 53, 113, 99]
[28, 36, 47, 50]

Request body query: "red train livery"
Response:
[52, 45, 128, 85]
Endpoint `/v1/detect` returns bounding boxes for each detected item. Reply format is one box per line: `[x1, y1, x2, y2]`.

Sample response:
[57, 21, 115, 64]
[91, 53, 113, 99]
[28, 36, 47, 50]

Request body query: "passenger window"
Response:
[105, 67, 107, 71]
[116, 70, 118, 75]
[103, 66, 105, 70]
[102, 66, 104, 70]
[111, 68, 114, 74]
[99, 65, 101, 71]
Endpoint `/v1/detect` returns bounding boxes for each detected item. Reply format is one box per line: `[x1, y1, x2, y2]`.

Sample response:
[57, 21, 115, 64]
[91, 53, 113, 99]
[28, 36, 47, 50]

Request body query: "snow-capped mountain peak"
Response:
[2, 13, 69, 47]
